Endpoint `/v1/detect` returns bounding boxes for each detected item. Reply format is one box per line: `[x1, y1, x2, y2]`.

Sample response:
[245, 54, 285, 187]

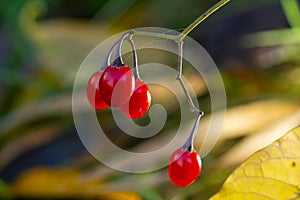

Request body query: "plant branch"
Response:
[176, 40, 203, 114]
[132, 30, 178, 41]
[177, 0, 230, 41]
[102, 0, 228, 147]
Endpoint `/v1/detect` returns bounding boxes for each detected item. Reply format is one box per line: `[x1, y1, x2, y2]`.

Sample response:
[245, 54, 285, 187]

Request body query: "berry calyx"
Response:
[168, 147, 202, 187]
[120, 79, 151, 119]
[99, 65, 135, 107]
[86, 71, 108, 110]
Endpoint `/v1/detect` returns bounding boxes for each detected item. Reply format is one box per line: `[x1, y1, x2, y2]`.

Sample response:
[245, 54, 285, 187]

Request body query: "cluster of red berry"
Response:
[85, 31, 202, 187]
[86, 33, 151, 119]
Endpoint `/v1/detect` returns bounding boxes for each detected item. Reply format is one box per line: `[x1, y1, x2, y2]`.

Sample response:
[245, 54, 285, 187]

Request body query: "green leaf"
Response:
[210, 126, 300, 200]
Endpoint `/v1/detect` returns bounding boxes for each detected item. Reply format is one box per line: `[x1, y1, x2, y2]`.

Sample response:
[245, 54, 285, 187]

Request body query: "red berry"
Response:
[86, 71, 108, 110]
[168, 148, 202, 187]
[99, 65, 135, 107]
[120, 80, 151, 119]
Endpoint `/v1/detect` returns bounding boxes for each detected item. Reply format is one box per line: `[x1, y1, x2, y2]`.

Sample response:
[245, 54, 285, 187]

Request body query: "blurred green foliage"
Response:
[0, 179, 10, 199]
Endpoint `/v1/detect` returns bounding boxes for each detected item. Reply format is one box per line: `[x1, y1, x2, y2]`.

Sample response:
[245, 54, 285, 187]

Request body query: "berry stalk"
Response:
[126, 36, 141, 80]
[102, 40, 119, 70]
[182, 111, 203, 152]
[103, 30, 134, 69]
[113, 30, 134, 67]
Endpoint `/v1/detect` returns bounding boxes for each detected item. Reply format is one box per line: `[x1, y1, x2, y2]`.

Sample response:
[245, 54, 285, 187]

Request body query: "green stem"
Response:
[177, 0, 230, 41]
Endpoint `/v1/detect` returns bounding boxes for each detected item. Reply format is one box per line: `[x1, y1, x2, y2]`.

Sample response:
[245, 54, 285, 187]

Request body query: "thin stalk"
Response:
[127, 35, 141, 80]
[177, 40, 184, 77]
[177, 0, 230, 41]
[132, 30, 178, 41]
[176, 40, 203, 114]
[183, 112, 202, 152]
[102, 40, 119, 70]
[177, 77, 203, 114]
[113, 30, 134, 66]
[131, 0, 230, 42]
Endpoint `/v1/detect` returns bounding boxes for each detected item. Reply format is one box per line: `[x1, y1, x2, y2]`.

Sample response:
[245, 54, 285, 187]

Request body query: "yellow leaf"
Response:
[210, 126, 300, 200]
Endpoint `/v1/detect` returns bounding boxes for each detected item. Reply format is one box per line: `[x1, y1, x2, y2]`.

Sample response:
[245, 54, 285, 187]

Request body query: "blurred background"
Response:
[0, 0, 300, 199]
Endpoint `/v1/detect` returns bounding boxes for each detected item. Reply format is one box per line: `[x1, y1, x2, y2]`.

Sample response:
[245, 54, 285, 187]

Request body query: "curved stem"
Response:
[132, 30, 178, 41]
[183, 112, 202, 152]
[113, 30, 134, 66]
[103, 31, 139, 74]
[127, 35, 141, 80]
[102, 40, 119, 70]
[176, 41, 203, 114]
[177, 0, 230, 41]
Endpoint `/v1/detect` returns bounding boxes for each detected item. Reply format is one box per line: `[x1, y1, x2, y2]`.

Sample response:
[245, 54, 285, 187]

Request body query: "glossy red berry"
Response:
[86, 71, 108, 110]
[120, 79, 151, 119]
[99, 65, 135, 107]
[168, 147, 202, 187]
